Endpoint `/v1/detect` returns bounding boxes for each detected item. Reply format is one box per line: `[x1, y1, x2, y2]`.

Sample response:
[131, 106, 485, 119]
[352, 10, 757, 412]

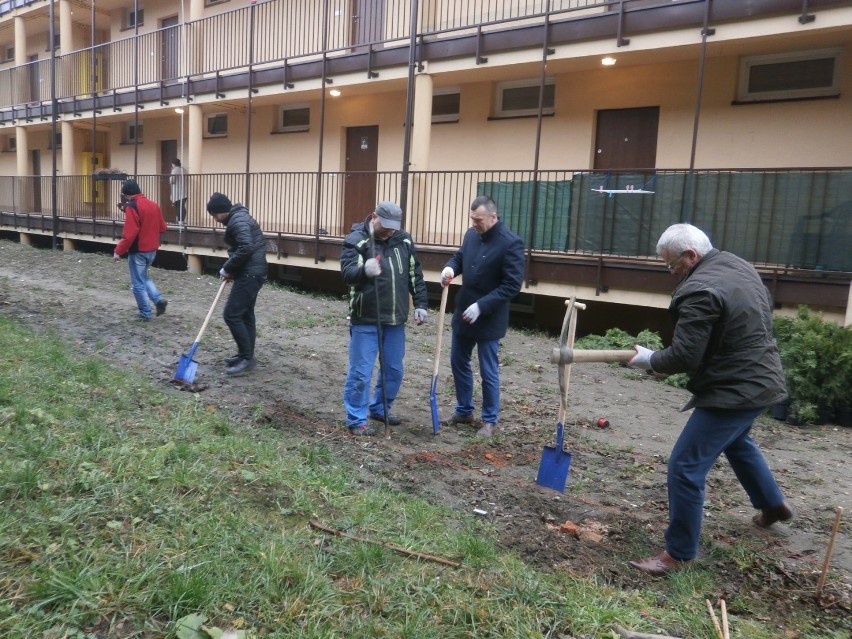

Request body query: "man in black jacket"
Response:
[439, 196, 525, 437]
[340, 201, 428, 436]
[627, 223, 792, 575]
[207, 192, 267, 376]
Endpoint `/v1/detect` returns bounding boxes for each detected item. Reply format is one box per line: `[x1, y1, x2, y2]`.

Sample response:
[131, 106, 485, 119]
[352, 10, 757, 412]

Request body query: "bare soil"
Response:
[1, 239, 849, 631]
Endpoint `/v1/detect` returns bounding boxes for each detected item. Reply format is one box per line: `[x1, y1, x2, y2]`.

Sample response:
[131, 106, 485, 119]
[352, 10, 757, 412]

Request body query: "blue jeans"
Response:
[665, 406, 786, 561]
[223, 275, 265, 360]
[128, 251, 163, 319]
[450, 333, 501, 424]
[343, 323, 405, 427]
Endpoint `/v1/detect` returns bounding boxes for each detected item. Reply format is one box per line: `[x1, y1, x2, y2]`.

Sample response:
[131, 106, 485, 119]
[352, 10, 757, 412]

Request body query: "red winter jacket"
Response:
[114, 194, 167, 256]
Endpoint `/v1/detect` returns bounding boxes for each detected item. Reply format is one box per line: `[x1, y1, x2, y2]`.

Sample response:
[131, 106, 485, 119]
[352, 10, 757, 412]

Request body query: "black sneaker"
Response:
[226, 358, 256, 376]
[133, 314, 151, 322]
[155, 299, 168, 316]
[224, 355, 242, 366]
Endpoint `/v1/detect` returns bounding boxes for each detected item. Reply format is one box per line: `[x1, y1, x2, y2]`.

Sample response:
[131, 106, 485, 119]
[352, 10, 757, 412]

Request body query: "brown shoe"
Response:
[476, 422, 499, 437]
[441, 413, 474, 426]
[629, 550, 694, 576]
[753, 501, 794, 528]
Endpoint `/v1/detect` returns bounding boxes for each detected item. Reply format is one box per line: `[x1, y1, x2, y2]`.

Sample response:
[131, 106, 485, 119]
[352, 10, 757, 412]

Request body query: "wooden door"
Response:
[31, 149, 42, 212]
[160, 139, 177, 221]
[161, 16, 180, 82]
[594, 107, 659, 170]
[344, 125, 379, 231]
[351, 0, 385, 51]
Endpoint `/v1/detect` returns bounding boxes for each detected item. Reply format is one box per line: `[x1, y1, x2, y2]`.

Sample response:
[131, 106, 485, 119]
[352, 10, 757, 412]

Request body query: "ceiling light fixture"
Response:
[329, 89, 341, 97]
[602, 57, 616, 66]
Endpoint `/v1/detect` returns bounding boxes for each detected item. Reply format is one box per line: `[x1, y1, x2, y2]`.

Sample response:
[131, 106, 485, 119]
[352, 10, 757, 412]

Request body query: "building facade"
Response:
[1, 0, 851, 328]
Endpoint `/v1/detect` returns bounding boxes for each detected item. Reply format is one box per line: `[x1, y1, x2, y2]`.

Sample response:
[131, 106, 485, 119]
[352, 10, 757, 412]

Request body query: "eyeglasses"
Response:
[666, 252, 686, 271]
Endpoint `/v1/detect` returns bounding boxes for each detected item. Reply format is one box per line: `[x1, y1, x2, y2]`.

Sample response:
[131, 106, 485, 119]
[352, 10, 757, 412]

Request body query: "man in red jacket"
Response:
[113, 179, 168, 321]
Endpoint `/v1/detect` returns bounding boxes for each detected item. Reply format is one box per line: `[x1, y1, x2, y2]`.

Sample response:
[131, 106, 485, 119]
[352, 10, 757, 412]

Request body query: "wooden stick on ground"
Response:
[816, 506, 844, 598]
[308, 518, 462, 568]
[705, 599, 724, 639]
[720, 599, 730, 639]
[612, 625, 682, 639]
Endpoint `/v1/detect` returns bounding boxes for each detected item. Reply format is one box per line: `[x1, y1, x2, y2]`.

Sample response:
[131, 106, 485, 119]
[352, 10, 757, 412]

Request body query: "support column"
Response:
[16, 126, 31, 210]
[14, 16, 26, 65]
[188, 104, 203, 222]
[20, 233, 33, 246]
[408, 72, 434, 241]
[63, 238, 76, 252]
[845, 281, 852, 327]
[187, 254, 203, 274]
[59, 0, 74, 55]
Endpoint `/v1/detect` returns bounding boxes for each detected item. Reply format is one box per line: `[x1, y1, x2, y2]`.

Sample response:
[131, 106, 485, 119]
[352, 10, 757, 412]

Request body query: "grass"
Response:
[0, 317, 843, 638]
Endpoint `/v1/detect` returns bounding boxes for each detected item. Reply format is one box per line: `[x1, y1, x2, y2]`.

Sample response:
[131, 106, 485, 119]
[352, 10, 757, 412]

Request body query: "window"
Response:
[204, 112, 228, 138]
[48, 131, 62, 149]
[3, 45, 14, 62]
[124, 122, 143, 144]
[432, 88, 460, 123]
[495, 78, 555, 117]
[3, 135, 15, 152]
[125, 7, 144, 29]
[737, 48, 842, 103]
[277, 104, 310, 133]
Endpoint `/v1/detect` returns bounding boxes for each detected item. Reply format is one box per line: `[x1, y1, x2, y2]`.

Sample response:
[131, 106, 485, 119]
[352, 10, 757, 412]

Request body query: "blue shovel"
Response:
[173, 280, 228, 384]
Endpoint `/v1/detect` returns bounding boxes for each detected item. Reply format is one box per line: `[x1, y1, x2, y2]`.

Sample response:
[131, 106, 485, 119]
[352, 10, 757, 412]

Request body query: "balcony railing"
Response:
[1, 168, 850, 273]
[0, 0, 672, 109]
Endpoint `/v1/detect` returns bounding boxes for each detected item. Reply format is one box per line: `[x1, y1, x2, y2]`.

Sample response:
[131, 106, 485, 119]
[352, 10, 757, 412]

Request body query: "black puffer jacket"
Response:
[340, 219, 428, 326]
[650, 249, 787, 409]
[221, 204, 267, 278]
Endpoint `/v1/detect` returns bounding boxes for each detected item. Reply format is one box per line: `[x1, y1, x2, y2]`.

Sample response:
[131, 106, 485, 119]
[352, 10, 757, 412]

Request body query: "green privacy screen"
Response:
[477, 180, 571, 251]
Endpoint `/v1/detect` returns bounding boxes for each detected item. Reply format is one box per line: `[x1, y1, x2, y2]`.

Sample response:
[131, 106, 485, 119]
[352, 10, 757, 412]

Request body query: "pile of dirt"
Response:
[0, 239, 849, 629]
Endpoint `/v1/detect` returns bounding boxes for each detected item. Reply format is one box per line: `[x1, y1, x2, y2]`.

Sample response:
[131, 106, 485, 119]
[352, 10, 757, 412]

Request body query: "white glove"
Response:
[112, 252, 121, 262]
[629, 345, 655, 372]
[414, 308, 428, 325]
[364, 257, 381, 277]
[219, 268, 232, 281]
[462, 302, 480, 324]
[440, 266, 454, 287]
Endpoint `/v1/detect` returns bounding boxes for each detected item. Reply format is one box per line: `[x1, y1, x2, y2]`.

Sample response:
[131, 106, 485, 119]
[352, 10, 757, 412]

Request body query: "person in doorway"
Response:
[112, 179, 168, 321]
[439, 195, 525, 437]
[206, 192, 268, 376]
[627, 223, 792, 576]
[340, 201, 428, 436]
[169, 159, 188, 224]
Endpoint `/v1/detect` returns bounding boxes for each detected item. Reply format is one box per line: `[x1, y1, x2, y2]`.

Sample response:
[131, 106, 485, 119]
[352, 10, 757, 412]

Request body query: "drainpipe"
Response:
[399, 0, 419, 215]
[683, 0, 714, 221]
[524, 0, 552, 288]
[50, 0, 58, 249]
[133, 0, 139, 175]
[313, 0, 330, 264]
[245, 0, 257, 208]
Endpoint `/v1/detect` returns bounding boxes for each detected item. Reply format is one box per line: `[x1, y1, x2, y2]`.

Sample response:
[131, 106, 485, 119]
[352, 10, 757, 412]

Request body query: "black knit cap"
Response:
[121, 179, 142, 196]
[207, 192, 232, 214]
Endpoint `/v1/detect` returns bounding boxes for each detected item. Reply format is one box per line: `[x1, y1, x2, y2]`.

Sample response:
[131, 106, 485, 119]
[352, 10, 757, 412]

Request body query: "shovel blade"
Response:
[173, 354, 199, 384]
[430, 375, 440, 434]
[536, 422, 571, 492]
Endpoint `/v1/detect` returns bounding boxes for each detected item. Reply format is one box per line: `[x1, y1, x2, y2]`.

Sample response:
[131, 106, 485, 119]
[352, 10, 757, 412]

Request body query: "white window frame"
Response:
[737, 48, 842, 103]
[431, 87, 461, 123]
[4, 135, 16, 152]
[495, 77, 555, 118]
[124, 122, 143, 144]
[204, 112, 228, 138]
[277, 104, 310, 133]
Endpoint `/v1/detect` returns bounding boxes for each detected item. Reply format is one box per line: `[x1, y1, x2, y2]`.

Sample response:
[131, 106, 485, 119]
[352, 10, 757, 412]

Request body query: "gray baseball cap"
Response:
[375, 201, 402, 230]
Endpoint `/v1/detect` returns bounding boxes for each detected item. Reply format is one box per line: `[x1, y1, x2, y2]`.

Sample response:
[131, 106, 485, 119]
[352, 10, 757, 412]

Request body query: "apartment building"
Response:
[1, 0, 851, 329]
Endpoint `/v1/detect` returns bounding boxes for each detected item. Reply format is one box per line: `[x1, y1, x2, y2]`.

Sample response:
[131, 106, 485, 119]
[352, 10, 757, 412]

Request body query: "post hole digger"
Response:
[535, 299, 635, 492]
[172, 279, 228, 387]
[429, 284, 450, 434]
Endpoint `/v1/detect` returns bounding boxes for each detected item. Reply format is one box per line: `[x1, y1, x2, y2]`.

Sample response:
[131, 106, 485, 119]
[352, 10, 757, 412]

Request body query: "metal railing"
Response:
[2, 167, 850, 273]
[0, 0, 658, 109]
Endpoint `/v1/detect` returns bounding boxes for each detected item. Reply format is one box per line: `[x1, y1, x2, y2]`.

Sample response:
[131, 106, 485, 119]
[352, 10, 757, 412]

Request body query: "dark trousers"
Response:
[223, 275, 265, 360]
[665, 406, 786, 560]
[173, 199, 187, 223]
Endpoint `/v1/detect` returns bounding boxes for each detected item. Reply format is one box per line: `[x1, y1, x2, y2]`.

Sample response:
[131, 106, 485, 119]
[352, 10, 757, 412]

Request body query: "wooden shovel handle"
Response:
[432, 285, 449, 377]
[551, 347, 635, 365]
[192, 279, 228, 345]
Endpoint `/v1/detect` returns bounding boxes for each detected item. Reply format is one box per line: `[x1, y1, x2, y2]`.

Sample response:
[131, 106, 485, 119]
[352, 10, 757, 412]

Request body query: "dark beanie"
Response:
[121, 179, 141, 196]
[207, 192, 232, 214]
